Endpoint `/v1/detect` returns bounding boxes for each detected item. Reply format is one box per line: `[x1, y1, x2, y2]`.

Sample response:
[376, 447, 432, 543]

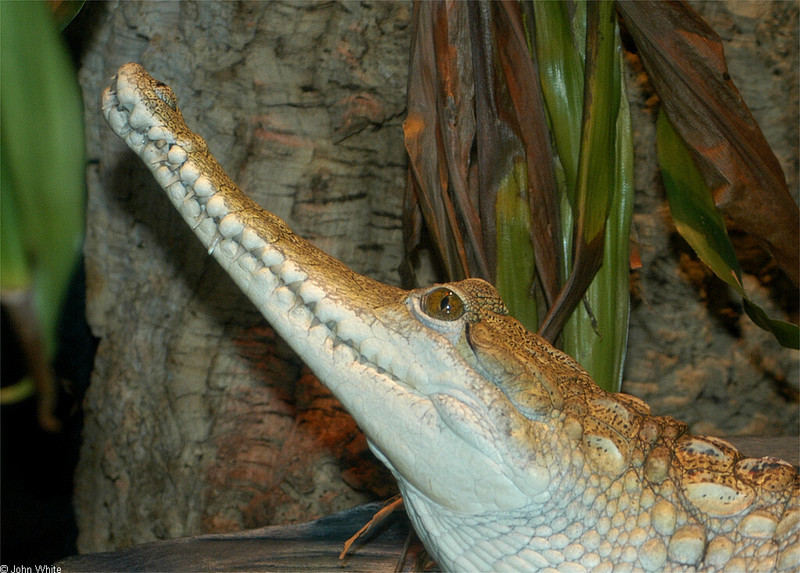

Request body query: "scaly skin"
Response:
[102, 63, 799, 572]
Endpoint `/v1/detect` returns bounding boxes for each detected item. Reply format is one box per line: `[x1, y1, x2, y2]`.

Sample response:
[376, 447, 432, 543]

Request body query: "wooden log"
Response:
[58, 501, 434, 572]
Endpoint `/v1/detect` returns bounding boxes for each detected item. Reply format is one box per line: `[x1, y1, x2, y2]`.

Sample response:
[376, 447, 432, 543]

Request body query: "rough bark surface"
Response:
[77, 0, 797, 553]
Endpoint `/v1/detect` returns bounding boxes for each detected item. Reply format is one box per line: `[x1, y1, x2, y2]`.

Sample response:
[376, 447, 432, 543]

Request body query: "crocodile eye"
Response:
[423, 287, 464, 321]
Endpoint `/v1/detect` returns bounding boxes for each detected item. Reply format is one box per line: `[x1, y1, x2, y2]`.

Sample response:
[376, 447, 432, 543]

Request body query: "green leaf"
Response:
[1, 151, 32, 291]
[564, 56, 634, 393]
[1, 0, 85, 356]
[559, 20, 633, 393]
[495, 160, 538, 333]
[531, 1, 584, 201]
[572, 1, 618, 246]
[538, 0, 620, 345]
[658, 111, 798, 349]
[529, 1, 633, 391]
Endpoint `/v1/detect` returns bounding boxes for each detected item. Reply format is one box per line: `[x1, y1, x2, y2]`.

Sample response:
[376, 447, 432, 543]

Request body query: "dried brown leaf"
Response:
[405, 0, 562, 294]
[465, 1, 562, 304]
[492, 0, 563, 307]
[618, 0, 799, 287]
[404, 1, 488, 282]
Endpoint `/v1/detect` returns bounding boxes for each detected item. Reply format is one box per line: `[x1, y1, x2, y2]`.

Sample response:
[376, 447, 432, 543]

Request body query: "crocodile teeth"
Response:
[116, 84, 137, 107]
[219, 214, 245, 239]
[128, 104, 152, 130]
[148, 125, 176, 144]
[125, 130, 147, 152]
[107, 107, 130, 134]
[194, 217, 217, 240]
[167, 181, 187, 203]
[272, 285, 296, 311]
[261, 248, 284, 267]
[154, 165, 179, 188]
[142, 142, 163, 165]
[274, 260, 308, 285]
[307, 323, 331, 348]
[180, 161, 202, 185]
[217, 238, 239, 260]
[314, 296, 352, 325]
[336, 316, 373, 347]
[236, 251, 258, 274]
[207, 233, 223, 255]
[296, 281, 326, 305]
[181, 197, 201, 219]
[194, 175, 216, 198]
[241, 227, 266, 251]
[332, 342, 358, 366]
[247, 267, 279, 300]
[289, 302, 314, 331]
[206, 195, 229, 219]
[168, 145, 188, 165]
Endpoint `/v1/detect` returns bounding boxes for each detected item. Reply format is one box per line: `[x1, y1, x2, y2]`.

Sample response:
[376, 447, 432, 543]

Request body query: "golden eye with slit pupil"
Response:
[423, 288, 464, 321]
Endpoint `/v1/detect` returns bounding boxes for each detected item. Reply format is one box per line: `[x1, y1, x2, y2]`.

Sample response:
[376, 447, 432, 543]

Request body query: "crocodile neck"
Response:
[102, 63, 799, 572]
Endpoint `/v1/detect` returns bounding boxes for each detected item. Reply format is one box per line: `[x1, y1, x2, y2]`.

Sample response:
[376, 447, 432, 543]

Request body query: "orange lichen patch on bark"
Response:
[250, 114, 312, 148]
[333, 93, 386, 138]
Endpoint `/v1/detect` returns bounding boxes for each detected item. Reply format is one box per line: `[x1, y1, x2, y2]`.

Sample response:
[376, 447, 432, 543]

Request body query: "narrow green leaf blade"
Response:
[1, 152, 32, 291]
[564, 65, 635, 393]
[560, 21, 633, 393]
[658, 111, 798, 349]
[1, 0, 85, 355]
[573, 0, 619, 245]
[495, 160, 539, 333]
[539, 0, 619, 343]
[530, 0, 585, 200]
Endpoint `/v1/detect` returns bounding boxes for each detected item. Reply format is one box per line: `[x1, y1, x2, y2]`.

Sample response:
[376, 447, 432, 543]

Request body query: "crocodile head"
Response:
[351, 278, 577, 513]
[102, 63, 799, 572]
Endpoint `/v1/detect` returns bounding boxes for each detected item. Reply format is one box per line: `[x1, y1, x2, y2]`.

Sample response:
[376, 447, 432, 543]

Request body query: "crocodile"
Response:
[102, 63, 799, 572]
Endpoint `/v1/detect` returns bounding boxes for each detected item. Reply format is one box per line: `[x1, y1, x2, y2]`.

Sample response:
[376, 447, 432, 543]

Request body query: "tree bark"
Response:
[76, 0, 797, 553]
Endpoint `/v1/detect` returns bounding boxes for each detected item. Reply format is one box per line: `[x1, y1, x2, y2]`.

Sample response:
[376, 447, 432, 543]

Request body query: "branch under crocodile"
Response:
[102, 63, 799, 572]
